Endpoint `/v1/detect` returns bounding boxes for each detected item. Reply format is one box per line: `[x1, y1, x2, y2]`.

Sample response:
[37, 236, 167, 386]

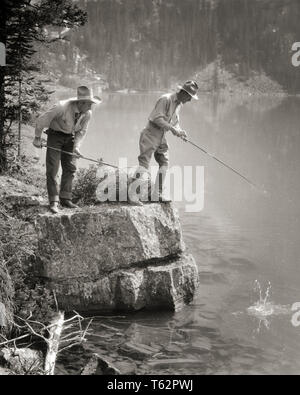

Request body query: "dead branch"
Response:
[0, 333, 32, 347]
[1, 312, 93, 375]
[52, 291, 59, 312]
[44, 311, 64, 375]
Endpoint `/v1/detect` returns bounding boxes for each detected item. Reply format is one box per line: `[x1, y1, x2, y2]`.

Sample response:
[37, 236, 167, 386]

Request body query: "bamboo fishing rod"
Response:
[181, 137, 258, 190]
[42, 144, 118, 169]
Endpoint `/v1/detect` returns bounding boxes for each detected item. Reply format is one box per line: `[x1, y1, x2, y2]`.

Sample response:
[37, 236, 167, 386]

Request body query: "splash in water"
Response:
[247, 280, 274, 317]
[247, 281, 290, 332]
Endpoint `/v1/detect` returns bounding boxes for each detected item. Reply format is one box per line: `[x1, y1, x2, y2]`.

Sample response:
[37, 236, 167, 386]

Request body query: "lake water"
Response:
[58, 93, 300, 375]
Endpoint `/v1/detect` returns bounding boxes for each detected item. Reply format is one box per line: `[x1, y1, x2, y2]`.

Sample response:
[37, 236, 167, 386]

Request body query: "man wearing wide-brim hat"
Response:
[33, 86, 101, 214]
[128, 80, 199, 205]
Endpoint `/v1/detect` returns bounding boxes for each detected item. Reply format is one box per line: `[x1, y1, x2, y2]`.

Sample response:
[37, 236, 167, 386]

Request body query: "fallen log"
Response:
[1, 311, 91, 375]
[44, 312, 65, 375]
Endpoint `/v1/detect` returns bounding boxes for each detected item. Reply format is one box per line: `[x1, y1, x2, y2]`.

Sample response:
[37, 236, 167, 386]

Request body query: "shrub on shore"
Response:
[0, 195, 55, 338]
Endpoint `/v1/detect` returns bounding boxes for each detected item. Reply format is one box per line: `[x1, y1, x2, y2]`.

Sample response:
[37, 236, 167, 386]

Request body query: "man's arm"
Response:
[35, 105, 62, 138]
[149, 96, 185, 137]
[33, 105, 62, 148]
[73, 110, 91, 152]
[150, 96, 177, 132]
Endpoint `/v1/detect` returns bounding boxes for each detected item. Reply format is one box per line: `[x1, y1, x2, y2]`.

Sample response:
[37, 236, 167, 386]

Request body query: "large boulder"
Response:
[48, 254, 198, 313]
[1, 175, 199, 314]
[35, 203, 185, 279]
[34, 203, 199, 313]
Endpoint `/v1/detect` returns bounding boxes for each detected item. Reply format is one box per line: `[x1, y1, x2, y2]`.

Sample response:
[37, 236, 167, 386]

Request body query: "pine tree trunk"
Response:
[0, 67, 6, 172]
[0, 2, 7, 172]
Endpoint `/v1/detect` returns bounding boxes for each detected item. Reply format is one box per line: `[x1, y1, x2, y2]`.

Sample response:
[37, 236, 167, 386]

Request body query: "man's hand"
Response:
[172, 128, 188, 141]
[178, 130, 188, 141]
[33, 136, 42, 148]
[73, 147, 82, 157]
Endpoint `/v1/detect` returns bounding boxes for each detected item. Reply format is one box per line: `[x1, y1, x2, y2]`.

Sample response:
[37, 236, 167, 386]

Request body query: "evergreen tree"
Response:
[0, 0, 87, 172]
[73, 0, 300, 92]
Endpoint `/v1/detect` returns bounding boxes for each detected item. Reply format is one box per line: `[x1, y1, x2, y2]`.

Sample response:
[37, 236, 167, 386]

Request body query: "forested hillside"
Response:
[69, 0, 300, 92]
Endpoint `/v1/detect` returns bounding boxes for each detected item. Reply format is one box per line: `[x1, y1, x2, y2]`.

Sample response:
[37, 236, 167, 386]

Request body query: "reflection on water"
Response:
[58, 93, 300, 375]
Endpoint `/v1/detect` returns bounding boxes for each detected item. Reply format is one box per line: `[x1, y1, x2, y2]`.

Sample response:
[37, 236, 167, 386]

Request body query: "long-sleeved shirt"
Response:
[35, 100, 91, 149]
[147, 92, 182, 132]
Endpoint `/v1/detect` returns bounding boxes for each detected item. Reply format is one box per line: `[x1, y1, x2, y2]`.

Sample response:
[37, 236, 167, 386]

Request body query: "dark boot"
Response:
[60, 199, 78, 209]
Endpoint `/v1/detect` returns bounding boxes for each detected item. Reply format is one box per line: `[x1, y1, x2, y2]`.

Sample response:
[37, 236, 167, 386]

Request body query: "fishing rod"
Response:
[181, 137, 258, 190]
[42, 144, 119, 169]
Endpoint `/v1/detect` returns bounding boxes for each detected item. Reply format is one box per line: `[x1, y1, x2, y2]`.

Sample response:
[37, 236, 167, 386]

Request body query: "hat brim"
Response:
[178, 85, 199, 100]
[69, 96, 102, 104]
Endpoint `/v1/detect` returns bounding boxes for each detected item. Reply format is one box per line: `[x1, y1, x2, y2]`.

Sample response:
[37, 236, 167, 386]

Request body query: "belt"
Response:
[46, 128, 74, 136]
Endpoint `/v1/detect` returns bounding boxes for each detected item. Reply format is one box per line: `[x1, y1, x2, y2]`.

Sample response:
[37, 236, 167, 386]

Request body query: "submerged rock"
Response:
[118, 342, 160, 360]
[34, 203, 199, 313]
[81, 353, 121, 375]
[113, 360, 137, 375]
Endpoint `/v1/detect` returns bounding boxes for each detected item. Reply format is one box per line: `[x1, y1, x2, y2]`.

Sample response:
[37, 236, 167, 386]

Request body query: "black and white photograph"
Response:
[0, 0, 300, 379]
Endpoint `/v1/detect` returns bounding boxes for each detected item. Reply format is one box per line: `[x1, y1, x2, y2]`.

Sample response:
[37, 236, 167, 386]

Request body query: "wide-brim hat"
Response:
[69, 86, 102, 104]
[178, 80, 199, 100]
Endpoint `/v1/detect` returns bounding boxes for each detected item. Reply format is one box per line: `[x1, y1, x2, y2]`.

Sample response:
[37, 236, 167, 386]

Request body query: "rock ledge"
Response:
[35, 203, 199, 313]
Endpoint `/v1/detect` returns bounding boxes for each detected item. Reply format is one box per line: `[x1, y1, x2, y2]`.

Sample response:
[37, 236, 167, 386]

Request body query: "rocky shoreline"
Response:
[1, 175, 198, 315]
[0, 173, 199, 374]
